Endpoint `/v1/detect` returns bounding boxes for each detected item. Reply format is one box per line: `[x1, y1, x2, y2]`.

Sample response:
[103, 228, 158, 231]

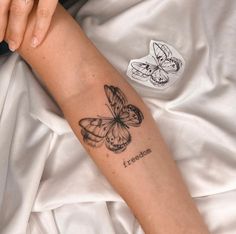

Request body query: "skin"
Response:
[0, 0, 58, 51]
[4, 4, 210, 234]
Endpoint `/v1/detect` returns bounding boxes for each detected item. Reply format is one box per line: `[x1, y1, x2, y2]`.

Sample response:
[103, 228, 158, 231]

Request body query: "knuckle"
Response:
[10, 0, 33, 16]
[37, 8, 52, 18]
[10, 3, 25, 16]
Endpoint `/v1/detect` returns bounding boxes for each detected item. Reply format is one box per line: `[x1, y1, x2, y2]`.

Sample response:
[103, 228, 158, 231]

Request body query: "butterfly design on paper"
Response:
[79, 85, 144, 153]
[131, 42, 183, 87]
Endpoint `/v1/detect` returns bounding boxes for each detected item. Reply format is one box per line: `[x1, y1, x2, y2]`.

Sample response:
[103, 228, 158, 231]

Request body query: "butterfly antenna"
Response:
[105, 104, 115, 118]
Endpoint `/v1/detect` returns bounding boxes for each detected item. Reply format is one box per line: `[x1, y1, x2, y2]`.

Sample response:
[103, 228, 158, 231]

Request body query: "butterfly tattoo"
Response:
[79, 85, 144, 154]
[131, 42, 183, 86]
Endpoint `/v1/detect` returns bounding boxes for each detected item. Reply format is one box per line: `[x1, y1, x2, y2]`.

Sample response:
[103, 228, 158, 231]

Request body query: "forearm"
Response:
[7, 4, 209, 234]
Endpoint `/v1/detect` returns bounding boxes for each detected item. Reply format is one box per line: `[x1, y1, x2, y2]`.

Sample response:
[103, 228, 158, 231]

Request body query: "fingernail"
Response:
[8, 40, 17, 52]
[31, 36, 39, 48]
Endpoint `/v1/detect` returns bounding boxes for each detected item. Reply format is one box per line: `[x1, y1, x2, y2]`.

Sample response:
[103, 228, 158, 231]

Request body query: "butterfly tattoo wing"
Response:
[104, 85, 127, 116]
[131, 61, 158, 81]
[150, 69, 169, 86]
[119, 104, 144, 127]
[153, 42, 172, 66]
[161, 57, 183, 73]
[105, 122, 131, 153]
[79, 117, 113, 147]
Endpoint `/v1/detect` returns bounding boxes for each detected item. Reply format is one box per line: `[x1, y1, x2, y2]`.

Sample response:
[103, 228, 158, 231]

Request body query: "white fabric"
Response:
[0, 0, 236, 233]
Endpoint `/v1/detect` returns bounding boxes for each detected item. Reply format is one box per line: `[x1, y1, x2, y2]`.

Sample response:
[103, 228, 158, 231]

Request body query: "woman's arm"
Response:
[6, 4, 210, 234]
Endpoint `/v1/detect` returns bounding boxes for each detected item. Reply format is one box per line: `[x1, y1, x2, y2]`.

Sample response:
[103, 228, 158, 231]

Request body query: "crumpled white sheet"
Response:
[0, 0, 236, 233]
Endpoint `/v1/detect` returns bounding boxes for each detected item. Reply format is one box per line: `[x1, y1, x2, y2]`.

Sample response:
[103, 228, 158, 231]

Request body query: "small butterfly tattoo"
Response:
[131, 42, 183, 86]
[79, 85, 144, 153]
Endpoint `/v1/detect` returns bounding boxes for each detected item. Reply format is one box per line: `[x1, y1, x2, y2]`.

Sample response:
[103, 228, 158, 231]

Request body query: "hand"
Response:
[0, 0, 58, 51]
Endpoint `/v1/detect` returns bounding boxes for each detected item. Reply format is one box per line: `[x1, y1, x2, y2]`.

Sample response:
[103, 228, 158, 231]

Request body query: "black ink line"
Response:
[123, 148, 152, 168]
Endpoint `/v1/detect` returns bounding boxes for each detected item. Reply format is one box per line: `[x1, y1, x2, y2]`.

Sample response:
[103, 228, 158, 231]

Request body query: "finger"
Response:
[0, 0, 11, 42]
[6, 0, 34, 51]
[31, 0, 58, 48]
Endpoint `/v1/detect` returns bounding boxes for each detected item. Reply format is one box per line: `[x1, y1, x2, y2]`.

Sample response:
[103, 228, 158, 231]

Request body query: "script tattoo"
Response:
[78, 85, 144, 153]
[123, 148, 152, 168]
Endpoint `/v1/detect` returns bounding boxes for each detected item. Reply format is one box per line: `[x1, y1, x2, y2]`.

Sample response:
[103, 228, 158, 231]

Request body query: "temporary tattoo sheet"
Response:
[79, 85, 144, 153]
[127, 40, 185, 90]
